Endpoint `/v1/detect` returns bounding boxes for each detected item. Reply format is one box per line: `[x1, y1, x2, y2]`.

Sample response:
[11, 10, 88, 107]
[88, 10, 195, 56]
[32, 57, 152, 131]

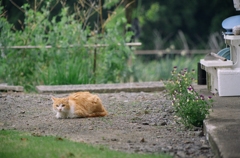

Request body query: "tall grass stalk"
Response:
[38, 48, 94, 85]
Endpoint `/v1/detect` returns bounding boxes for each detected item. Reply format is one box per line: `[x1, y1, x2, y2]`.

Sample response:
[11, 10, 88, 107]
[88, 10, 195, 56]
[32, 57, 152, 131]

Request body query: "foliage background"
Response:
[1, 0, 237, 50]
[0, 0, 237, 91]
[0, 1, 134, 91]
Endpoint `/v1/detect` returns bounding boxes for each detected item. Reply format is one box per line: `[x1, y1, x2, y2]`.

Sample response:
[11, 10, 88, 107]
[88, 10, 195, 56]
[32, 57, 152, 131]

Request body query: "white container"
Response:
[200, 59, 233, 94]
[218, 68, 240, 96]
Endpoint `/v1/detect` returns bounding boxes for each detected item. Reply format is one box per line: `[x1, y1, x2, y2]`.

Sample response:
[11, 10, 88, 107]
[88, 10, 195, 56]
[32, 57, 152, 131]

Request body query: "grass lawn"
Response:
[0, 130, 171, 158]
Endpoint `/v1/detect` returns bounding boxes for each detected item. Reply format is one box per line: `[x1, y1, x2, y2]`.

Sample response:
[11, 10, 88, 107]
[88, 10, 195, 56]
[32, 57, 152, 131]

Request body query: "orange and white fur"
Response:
[51, 92, 107, 119]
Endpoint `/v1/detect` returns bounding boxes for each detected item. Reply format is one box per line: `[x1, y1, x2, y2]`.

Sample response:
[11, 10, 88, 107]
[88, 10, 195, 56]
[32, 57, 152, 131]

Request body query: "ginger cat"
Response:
[51, 92, 107, 119]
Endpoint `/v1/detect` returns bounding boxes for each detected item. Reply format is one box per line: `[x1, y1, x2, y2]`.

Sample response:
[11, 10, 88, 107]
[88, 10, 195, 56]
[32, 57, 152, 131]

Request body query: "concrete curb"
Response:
[204, 120, 220, 158]
[0, 83, 24, 92]
[36, 81, 165, 94]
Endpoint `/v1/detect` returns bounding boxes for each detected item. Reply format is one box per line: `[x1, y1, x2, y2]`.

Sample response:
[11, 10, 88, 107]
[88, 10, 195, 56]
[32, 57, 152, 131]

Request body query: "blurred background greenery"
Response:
[0, 0, 237, 91]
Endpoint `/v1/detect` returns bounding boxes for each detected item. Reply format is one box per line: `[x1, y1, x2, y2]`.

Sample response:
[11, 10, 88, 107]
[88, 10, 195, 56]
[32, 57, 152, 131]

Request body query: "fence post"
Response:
[93, 47, 97, 84]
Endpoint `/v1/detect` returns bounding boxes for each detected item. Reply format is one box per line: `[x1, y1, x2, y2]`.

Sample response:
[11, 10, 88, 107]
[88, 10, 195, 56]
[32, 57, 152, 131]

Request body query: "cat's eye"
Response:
[62, 104, 65, 107]
[56, 105, 59, 107]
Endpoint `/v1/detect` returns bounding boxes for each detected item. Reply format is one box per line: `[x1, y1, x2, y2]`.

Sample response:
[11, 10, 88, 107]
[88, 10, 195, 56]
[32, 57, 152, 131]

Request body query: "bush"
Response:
[164, 66, 213, 128]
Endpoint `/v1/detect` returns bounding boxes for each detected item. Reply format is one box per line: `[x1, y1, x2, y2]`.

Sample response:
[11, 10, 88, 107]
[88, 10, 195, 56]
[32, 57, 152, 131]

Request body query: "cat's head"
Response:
[51, 96, 70, 113]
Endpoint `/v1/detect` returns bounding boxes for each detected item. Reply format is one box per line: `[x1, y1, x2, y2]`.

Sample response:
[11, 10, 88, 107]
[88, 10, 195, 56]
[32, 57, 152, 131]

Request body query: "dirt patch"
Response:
[0, 91, 213, 158]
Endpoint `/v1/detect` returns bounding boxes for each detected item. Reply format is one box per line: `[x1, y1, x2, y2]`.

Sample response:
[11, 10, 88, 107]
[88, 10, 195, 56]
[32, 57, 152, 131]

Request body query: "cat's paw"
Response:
[56, 113, 63, 119]
[56, 115, 62, 119]
[56, 113, 68, 119]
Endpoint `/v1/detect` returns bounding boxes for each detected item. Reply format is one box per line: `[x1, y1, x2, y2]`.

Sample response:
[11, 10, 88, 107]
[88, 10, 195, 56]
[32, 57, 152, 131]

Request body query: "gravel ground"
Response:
[0, 91, 213, 158]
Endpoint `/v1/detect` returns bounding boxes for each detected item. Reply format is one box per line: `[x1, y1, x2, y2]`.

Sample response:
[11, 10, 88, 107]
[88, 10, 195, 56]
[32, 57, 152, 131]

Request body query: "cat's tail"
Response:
[94, 97, 108, 117]
[88, 110, 107, 117]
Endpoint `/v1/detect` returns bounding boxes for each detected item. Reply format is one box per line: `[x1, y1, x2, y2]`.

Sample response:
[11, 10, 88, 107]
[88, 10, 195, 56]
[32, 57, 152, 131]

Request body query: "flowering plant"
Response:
[164, 66, 213, 127]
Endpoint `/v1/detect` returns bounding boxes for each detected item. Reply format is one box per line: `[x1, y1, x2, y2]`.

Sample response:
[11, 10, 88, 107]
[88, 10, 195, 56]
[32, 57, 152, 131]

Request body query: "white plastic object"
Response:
[218, 68, 240, 96]
[233, 0, 240, 11]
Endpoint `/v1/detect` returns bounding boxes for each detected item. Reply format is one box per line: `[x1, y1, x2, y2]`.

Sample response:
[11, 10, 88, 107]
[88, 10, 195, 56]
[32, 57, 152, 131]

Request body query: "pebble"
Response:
[177, 151, 187, 158]
[160, 121, 167, 126]
[142, 122, 149, 125]
[111, 138, 118, 141]
[200, 145, 210, 150]
[140, 138, 145, 143]
[161, 112, 168, 118]
[149, 122, 157, 126]
[19, 111, 25, 114]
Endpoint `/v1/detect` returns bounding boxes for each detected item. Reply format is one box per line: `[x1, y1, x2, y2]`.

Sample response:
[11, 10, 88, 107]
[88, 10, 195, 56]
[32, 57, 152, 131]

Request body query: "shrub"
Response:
[164, 66, 213, 128]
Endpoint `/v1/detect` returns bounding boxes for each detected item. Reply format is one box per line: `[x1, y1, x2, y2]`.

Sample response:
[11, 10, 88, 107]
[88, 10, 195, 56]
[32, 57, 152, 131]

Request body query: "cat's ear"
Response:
[51, 96, 56, 102]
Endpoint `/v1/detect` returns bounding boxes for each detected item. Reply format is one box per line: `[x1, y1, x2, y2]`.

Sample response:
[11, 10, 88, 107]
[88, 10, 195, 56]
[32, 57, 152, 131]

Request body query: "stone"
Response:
[196, 131, 204, 137]
[140, 138, 145, 143]
[160, 121, 167, 126]
[177, 151, 187, 158]
[88, 127, 93, 130]
[142, 122, 149, 125]
[161, 112, 168, 118]
[149, 122, 157, 126]
[200, 145, 210, 150]
[111, 138, 118, 141]
[127, 140, 132, 143]
[19, 111, 25, 114]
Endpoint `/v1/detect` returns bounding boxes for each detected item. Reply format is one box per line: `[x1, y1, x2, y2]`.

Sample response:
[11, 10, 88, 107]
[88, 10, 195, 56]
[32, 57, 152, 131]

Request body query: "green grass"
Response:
[0, 130, 171, 158]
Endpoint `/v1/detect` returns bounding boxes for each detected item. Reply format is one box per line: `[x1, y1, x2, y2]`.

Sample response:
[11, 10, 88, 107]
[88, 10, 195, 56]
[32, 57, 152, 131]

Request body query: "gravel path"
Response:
[0, 91, 213, 158]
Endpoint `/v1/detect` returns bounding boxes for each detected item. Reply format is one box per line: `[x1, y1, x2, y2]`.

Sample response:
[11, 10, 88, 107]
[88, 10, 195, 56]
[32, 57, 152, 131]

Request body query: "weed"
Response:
[164, 67, 213, 128]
